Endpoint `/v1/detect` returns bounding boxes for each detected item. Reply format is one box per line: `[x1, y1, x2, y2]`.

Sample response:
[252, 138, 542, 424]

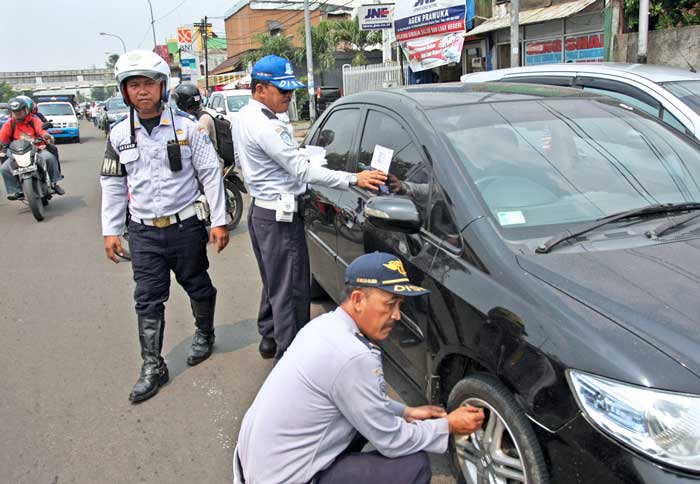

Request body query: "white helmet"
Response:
[114, 49, 171, 106]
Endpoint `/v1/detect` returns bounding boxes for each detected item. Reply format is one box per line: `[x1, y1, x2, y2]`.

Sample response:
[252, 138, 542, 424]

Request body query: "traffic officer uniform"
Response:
[101, 51, 226, 403]
[232, 55, 360, 360]
[234, 253, 442, 484]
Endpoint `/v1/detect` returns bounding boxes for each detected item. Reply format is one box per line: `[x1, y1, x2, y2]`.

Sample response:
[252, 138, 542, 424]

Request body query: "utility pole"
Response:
[303, 0, 316, 122]
[637, 0, 649, 64]
[510, 0, 520, 67]
[146, 0, 157, 49]
[201, 17, 210, 95]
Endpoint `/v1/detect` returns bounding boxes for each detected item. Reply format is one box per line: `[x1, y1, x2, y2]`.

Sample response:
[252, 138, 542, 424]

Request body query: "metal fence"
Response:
[342, 62, 407, 96]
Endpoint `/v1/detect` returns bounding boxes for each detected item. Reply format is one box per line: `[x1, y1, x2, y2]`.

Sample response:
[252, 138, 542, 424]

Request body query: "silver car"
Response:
[461, 63, 700, 140]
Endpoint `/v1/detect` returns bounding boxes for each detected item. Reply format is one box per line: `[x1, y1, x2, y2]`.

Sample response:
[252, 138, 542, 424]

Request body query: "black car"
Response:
[303, 82, 700, 484]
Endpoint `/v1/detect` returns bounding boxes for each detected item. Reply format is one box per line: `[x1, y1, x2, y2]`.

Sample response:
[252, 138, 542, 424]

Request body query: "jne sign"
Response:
[359, 4, 394, 31]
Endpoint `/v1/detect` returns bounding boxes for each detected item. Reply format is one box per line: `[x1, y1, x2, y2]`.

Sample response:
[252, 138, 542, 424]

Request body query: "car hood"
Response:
[47, 115, 77, 123]
[517, 240, 700, 378]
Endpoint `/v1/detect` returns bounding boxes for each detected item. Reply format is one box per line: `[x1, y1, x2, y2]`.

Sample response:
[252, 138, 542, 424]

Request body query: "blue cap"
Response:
[344, 252, 430, 296]
[251, 55, 305, 90]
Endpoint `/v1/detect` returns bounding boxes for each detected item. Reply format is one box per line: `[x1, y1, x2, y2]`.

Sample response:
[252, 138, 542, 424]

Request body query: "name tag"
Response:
[118, 142, 137, 152]
[178, 139, 190, 146]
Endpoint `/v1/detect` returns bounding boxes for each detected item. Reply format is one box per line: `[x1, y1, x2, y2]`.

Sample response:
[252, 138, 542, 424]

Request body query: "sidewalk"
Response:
[293, 120, 312, 142]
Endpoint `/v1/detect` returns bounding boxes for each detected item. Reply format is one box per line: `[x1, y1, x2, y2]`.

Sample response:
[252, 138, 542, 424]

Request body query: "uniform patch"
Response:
[383, 259, 407, 277]
[117, 142, 137, 152]
[203, 134, 212, 144]
[178, 139, 190, 146]
[101, 140, 126, 176]
[176, 129, 184, 136]
[279, 130, 294, 147]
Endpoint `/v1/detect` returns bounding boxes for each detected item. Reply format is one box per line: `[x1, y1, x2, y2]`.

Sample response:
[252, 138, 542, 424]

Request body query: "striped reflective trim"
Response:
[382, 278, 409, 284]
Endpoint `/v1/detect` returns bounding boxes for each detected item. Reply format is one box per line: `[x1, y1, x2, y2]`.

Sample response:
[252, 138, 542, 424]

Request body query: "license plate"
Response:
[52, 130, 65, 134]
[12, 165, 36, 176]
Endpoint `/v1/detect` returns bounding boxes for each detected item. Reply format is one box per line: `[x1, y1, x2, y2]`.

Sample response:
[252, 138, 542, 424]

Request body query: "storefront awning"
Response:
[466, 0, 598, 36]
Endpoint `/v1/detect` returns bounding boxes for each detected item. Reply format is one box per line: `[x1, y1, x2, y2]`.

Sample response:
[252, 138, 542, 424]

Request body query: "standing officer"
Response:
[100, 50, 229, 403]
[234, 252, 485, 483]
[232, 55, 387, 360]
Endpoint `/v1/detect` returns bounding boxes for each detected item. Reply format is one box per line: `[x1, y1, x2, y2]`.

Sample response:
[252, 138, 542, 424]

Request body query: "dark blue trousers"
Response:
[129, 217, 216, 316]
[316, 451, 431, 484]
[247, 204, 310, 359]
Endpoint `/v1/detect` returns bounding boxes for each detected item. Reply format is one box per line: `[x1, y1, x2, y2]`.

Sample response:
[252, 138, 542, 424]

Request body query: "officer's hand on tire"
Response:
[104, 235, 124, 263]
[210, 226, 229, 253]
[447, 405, 485, 435]
[404, 405, 448, 422]
[356, 170, 387, 190]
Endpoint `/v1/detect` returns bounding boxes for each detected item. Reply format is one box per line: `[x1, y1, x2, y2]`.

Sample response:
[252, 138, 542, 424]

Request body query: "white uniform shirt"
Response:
[236, 307, 449, 483]
[232, 99, 352, 201]
[100, 108, 225, 236]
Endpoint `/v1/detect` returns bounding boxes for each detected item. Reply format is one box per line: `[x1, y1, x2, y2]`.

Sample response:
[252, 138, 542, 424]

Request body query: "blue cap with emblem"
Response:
[344, 252, 430, 296]
[251, 55, 305, 90]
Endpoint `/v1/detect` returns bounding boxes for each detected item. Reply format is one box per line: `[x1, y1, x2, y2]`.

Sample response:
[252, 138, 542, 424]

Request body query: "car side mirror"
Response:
[215, 107, 225, 114]
[364, 196, 422, 234]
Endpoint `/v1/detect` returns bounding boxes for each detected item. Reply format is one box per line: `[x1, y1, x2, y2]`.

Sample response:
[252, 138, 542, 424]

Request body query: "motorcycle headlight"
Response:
[569, 370, 700, 472]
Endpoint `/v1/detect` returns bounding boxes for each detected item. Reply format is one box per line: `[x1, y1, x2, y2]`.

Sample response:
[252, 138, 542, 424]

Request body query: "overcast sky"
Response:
[1, 0, 236, 72]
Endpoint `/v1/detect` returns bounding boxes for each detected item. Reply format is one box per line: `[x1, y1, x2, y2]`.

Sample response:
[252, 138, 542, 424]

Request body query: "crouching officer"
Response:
[100, 50, 229, 403]
[232, 55, 387, 361]
[234, 252, 485, 483]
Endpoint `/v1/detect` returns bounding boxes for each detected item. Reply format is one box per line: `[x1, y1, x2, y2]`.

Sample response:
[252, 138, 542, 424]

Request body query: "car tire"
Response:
[310, 273, 328, 300]
[447, 373, 549, 484]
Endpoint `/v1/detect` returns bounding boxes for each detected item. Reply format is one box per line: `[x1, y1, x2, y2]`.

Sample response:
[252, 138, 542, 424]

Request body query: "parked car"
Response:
[0, 103, 9, 130]
[461, 63, 700, 140]
[100, 96, 129, 134]
[303, 82, 700, 484]
[36, 101, 80, 143]
[205, 89, 251, 121]
[315, 86, 342, 117]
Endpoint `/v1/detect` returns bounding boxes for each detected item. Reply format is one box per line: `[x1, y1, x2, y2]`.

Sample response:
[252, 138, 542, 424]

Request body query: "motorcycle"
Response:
[221, 164, 245, 231]
[1, 138, 53, 221]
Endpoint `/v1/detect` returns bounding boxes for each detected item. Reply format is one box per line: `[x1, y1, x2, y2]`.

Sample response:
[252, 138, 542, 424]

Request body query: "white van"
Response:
[36, 101, 80, 143]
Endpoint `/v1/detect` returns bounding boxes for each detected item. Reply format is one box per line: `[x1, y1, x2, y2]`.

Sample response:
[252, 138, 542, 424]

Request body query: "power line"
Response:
[154, 0, 189, 22]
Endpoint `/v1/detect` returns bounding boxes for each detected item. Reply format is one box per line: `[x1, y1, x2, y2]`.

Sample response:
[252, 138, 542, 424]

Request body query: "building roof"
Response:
[210, 54, 244, 75]
[224, 0, 359, 19]
[466, 0, 598, 36]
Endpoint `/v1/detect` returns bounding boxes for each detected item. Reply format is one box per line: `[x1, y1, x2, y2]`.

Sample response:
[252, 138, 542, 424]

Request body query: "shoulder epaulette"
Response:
[354, 332, 381, 354]
[175, 109, 197, 122]
[110, 115, 128, 129]
[261, 108, 277, 120]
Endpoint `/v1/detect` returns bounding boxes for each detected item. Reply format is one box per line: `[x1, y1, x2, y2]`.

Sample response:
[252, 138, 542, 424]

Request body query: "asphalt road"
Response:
[0, 121, 455, 484]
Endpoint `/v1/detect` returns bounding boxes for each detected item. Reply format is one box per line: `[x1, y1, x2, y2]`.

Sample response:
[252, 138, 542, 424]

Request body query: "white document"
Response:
[304, 145, 327, 167]
[370, 145, 393, 173]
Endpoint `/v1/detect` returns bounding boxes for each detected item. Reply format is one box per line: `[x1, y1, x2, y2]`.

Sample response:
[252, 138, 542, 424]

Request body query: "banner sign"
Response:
[154, 45, 171, 64]
[401, 32, 464, 72]
[565, 32, 605, 63]
[177, 27, 193, 45]
[360, 4, 394, 30]
[394, 0, 466, 42]
[525, 38, 563, 65]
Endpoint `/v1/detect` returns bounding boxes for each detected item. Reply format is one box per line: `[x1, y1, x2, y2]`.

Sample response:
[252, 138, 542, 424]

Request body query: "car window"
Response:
[576, 78, 660, 118]
[37, 104, 74, 116]
[661, 108, 688, 134]
[428, 182, 462, 249]
[430, 98, 700, 240]
[227, 95, 250, 112]
[313, 108, 361, 170]
[661, 80, 700, 116]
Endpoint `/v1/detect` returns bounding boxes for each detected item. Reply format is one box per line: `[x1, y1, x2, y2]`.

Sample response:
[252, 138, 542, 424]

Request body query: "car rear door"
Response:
[305, 106, 363, 300]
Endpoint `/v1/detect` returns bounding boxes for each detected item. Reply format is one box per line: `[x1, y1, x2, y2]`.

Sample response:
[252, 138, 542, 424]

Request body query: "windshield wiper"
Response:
[536, 202, 700, 254]
[646, 210, 700, 239]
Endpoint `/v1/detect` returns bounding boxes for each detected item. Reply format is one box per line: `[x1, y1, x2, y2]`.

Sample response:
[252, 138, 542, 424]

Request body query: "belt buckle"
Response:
[152, 216, 171, 228]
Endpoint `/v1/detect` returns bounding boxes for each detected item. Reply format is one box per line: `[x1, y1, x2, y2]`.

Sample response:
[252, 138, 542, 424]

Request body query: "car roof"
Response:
[339, 81, 601, 110]
[463, 62, 700, 84]
[220, 89, 250, 97]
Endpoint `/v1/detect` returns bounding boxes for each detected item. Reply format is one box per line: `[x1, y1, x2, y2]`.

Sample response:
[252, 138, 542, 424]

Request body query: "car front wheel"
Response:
[447, 373, 549, 484]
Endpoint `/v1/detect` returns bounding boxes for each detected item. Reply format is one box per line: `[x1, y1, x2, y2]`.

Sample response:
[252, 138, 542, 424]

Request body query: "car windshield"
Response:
[430, 98, 700, 239]
[661, 80, 700, 116]
[107, 98, 128, 111]
[227, 95, 250, 112]
[38, 103, 74, 116]
[0, 108, 9, 117]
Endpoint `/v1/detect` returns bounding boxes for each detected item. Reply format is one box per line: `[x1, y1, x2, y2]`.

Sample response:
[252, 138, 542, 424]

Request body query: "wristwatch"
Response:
[349, 174, 358, 186]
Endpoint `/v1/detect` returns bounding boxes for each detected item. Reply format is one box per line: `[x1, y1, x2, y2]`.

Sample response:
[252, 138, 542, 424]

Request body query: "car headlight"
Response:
[569, 370, 700, 472]
[68, 122, 78, 128]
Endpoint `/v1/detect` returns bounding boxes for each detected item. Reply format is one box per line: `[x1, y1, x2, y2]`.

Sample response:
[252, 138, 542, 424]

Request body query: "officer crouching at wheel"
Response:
[234, 253, 485, 484]
[100, 50, 229, 403]
[232, 55, 387, 361]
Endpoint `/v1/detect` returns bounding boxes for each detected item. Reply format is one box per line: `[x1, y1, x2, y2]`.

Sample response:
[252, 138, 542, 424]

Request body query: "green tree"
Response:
[243, 33, 296, 67]
[91, 86, 110, 101]
[0, 81, 17, 103]
[105, 53, 120, 70]
[332, 17, 382, 66]
[296, 20, 338, 84]
[625, 0, 700, 31]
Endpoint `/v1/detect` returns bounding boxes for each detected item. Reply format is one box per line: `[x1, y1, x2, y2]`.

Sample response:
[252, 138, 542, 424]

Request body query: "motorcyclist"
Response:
[17, 95, 61, 167]
[0, 97, 65, 200]
[173, 82, 219, 158]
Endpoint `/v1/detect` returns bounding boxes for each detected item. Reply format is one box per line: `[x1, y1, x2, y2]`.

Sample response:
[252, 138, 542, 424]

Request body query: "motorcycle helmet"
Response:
[17, 95, 34, 112]
[114, 49, 171, 107]
[7, 97, 28, 113]
[173, 82, 202, 112]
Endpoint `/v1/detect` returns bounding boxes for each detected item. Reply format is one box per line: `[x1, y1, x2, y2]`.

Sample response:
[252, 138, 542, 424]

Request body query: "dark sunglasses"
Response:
[269, 84, 294, 95]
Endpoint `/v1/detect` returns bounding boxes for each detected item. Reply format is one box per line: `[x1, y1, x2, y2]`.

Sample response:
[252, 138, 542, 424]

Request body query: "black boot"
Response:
[187, 295, 216, 366]
[129, 313, 169, 403]
[258, 337, 277, 359]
